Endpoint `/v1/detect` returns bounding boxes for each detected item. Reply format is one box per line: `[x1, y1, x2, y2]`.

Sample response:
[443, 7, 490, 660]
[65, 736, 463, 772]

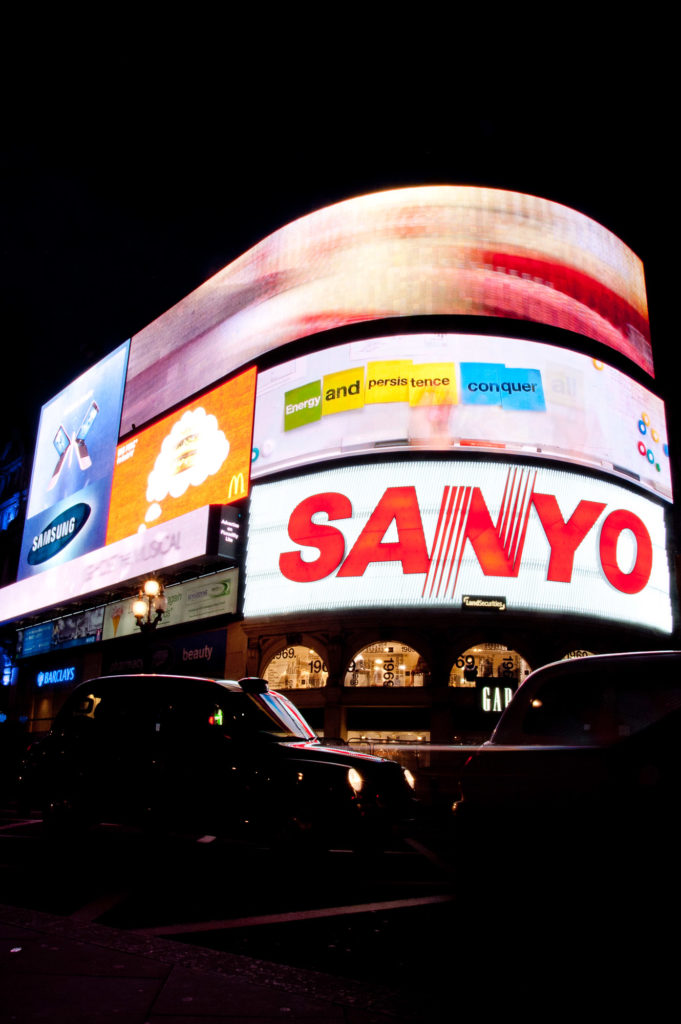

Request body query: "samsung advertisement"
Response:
[252, 334, 671, 502]
[18, 342, 129, 580]
[244, 461, 671, 631]
[121, 186, 651, 434]
[0, 505, 215, 623]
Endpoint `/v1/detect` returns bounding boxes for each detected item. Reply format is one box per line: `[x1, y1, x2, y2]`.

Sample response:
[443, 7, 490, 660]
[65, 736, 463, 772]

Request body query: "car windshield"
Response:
[216, 688, 316, 742]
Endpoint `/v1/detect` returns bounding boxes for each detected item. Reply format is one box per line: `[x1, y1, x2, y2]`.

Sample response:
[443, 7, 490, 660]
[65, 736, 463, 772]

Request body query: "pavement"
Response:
[2, 860, 679, 1022]
[0, 901, 434, 1024]
[1, 806, 678, 1021]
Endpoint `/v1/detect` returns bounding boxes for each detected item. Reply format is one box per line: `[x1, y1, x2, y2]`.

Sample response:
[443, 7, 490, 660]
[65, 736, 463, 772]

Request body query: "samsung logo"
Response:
[28, 503, 91, 565]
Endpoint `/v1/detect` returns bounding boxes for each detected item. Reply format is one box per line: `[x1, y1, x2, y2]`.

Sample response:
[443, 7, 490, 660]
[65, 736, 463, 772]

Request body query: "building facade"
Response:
[0, 186, 675, 748]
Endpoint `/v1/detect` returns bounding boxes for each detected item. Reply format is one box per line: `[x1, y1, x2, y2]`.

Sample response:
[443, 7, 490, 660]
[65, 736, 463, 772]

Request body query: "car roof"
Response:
[73, 674, 251, 692]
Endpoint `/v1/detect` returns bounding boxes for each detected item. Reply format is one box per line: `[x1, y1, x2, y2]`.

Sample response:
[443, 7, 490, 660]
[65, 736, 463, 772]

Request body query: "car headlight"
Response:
[347, 767, 364, 793]
[403, 768, 416, 790]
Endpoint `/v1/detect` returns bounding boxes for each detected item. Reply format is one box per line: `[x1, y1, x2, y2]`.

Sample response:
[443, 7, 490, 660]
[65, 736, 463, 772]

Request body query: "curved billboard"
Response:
[252, 334, 670, 502]
[122, 187, 651, 434]
[244, 461, 671, 632]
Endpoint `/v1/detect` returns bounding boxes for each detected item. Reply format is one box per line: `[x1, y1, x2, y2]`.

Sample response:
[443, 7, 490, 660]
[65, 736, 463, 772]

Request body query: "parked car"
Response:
[18, 674, 417, 851]
[445, 653, 681, 996]
[452, 651, 681, 882]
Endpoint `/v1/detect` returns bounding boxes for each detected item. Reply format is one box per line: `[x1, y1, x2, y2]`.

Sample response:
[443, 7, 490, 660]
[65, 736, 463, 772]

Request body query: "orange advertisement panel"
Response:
[106, 368, 256, 544]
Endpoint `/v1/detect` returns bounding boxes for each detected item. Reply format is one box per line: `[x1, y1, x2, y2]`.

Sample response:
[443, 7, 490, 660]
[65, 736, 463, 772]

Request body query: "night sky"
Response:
[2, 54, 675, 451]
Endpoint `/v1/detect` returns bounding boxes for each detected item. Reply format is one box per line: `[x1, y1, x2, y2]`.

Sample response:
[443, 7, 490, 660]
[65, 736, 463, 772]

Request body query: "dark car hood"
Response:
[277, 740, 401, 773]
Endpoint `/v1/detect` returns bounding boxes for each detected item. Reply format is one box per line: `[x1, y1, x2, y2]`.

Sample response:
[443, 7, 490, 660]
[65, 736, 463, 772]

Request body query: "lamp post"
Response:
[132, 578, 167, 669]
[132, 578, 168, 632]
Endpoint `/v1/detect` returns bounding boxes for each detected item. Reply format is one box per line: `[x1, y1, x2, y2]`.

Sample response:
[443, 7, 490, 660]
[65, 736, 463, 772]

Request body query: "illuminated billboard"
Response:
[18, 342, 129, 580]
[106, 368, 256, 545]
[17, 606, 105, 659]
[102, 567, 238, 640]
[0, 505, 214, 624]
[244, 462, 671, 632]
[252, 334, 671, 502]
[121, 187, 651, 434]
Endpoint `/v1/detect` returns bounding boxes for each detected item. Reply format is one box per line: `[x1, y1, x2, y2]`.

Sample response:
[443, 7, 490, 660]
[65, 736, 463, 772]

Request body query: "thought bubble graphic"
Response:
[146, 408, 230, 503]
[145, 502, 162, 522]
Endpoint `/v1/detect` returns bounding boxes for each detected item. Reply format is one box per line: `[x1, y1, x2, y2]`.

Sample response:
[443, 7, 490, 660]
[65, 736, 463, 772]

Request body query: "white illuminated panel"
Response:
[0, 506, 212, 624]
[102, 567, 239, 639]
[253, 334, 671, 501]
[244, 462, 671, 632]
[122, 187, 651, 433]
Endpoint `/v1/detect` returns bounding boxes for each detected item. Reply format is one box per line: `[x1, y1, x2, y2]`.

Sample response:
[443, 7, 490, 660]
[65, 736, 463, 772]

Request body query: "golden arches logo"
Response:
[228, 472, 246, 500]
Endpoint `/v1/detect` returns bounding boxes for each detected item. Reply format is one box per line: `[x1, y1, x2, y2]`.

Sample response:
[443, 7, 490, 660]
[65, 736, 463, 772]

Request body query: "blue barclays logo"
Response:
[460, 363, 546, 412]
[28, 503, 91, 565]
[37, 666, 77, 687]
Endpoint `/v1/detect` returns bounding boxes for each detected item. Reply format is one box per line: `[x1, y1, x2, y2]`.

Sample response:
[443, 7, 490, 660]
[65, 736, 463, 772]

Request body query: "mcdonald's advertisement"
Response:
[106, 368, 256, 545]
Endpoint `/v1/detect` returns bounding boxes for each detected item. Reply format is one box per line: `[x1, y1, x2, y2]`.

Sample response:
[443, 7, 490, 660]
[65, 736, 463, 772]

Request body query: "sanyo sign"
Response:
[244, 461, 672, 632]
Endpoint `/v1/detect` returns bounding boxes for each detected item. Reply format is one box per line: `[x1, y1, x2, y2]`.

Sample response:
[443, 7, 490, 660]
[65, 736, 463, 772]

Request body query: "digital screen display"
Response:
[106, 368, 256, 545]
[17, 607, 104, 659]
[18, 342, 129, 579]
[121, 187, 651, 434]
[252, 334, 671, 502]
[244, 461, 671, 632]
[0, 505, 213, 624]
[217, 506, 243, 563]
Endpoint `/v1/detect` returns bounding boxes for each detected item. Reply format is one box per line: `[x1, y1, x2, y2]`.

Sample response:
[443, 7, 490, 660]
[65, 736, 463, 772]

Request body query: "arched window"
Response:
[262, 645, 328, 689]
[450, 643, 531, 712]
[344, 642, 429, 687]
[450, 643, 531, 687]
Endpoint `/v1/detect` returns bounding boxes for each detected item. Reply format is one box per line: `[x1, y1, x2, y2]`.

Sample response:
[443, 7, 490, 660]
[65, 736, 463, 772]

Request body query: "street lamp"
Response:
[132, 578, 168, 633]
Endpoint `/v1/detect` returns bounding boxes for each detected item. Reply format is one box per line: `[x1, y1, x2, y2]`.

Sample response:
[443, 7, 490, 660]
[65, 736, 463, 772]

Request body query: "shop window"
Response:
[262, 645, 328, 689]
[346, 707, 430, 746]
[344, 642, 429, 688]
[449, 643, 531, 709]
[347, 730, 431, 747]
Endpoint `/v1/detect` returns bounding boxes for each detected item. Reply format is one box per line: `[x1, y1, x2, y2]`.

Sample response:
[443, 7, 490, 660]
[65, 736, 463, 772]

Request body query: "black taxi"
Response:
[19, 673, 417, 850]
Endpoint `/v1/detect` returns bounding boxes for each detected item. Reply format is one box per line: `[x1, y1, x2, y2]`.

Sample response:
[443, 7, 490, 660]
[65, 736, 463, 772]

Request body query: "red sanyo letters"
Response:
[278, 484, 654, 596]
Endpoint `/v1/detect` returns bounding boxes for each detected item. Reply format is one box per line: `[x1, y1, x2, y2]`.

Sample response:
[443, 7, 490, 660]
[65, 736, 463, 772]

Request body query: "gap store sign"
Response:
[244, 461, 672, 632]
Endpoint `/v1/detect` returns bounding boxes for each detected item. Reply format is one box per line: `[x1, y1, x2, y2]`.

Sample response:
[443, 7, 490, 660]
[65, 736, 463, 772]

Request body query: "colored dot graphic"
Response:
[637, 412, 668, 473]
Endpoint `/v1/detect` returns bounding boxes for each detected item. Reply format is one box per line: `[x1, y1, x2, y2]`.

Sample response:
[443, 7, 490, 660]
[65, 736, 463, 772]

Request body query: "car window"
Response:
[612, 669, 681, 736]
[54, 677, 315, 744]
[157, 688, 311, 742]
[521, 674, 615, 744]
[158, 691, 228, 738]
[518, 659, 681, 744]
